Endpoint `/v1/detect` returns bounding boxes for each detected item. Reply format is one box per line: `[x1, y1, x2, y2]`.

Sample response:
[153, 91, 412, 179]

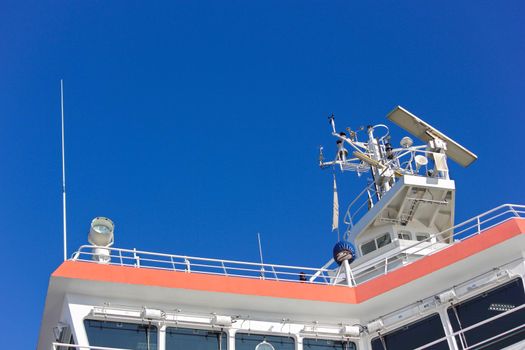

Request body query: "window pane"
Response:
[235, 333, 294, 350]
[447, 278, 525, 350]
[398, 231, 411, 240]
[376, 234, 391, 248]
[304, 338, 356, 350]
[371, 313, 447, 350]
[361, 240, 376, 255]
[415, 232, 429, 241]
[166, 328, 226, 350]
[84, 320, 157, 350]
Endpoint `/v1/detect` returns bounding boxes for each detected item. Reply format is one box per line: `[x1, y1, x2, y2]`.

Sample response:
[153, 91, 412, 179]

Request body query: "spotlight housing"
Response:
[88, 217, 115, 247]
[88, 217, 115, 264]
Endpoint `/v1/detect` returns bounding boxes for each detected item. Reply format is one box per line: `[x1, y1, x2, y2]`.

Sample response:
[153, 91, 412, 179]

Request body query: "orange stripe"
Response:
[53, 218, 525, 304]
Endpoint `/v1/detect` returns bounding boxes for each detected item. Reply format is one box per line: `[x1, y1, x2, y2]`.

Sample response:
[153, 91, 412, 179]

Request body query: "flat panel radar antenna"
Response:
[386, 106, 477, 167]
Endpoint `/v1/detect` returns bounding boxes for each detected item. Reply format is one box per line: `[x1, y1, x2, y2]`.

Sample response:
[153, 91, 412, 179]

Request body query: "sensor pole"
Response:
[60, 79, 68, 261]
[257, 233, 265, 279]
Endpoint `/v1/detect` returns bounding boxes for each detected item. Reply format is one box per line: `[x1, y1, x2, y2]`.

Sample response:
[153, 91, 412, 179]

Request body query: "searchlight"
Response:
[88, 217, 114, 264]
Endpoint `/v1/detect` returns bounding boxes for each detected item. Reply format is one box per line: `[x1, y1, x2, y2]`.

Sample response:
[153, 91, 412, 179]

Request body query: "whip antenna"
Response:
[257, 233, 265, 278]
[60, 79, 68, 261]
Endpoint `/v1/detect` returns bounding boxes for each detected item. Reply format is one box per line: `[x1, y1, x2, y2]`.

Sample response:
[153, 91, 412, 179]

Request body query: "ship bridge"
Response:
[39, 204, 525, 350]
[39, 107, 525, 350]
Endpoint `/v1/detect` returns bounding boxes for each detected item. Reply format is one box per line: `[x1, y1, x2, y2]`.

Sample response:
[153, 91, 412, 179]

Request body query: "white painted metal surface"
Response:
[45, 258, 525, 350]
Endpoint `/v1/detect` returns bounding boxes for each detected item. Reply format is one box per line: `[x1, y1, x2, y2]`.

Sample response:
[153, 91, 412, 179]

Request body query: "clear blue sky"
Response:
[1, 1, 524, 348]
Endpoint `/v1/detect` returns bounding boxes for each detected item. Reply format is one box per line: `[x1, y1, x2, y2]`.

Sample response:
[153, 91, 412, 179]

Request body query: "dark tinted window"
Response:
[166, 327, 226, 349]
[416, 232, 429, 241]
[447, 278, 525, 350]
[398, 231, 411, 240]
[362, 240, 376, 255]
[371, 313, 447, 350]
[304, 338, 357, 349]
[376, 233, 391, 248]
[84, 319, 157, 350]
[235, 333, 294, 350]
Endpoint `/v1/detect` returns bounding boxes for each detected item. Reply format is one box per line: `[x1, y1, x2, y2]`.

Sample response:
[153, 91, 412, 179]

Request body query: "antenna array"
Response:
[319, 106, 477, 201]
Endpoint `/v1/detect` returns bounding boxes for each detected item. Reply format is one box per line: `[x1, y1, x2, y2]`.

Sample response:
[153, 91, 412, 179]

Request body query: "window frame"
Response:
[165, 326, 227, 350]
[446, 278, 525, 350]
[397, 230, 412, 240]
[234, 332, 296, 350]
[361, 233, 393, 255]
[303, 337, 357, 350]
[83, 318, 159, 350]
[415, 232, 430, 242]
[370, 313, 448, 350]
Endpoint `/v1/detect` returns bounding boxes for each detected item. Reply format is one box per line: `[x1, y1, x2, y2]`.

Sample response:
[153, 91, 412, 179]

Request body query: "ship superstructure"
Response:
[316, 106, 476, 285]
[38, 107, 525, 350]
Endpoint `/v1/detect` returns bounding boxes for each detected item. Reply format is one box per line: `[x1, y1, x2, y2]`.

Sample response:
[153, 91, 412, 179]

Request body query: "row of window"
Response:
[84, 321, 357, 350]
[371, 278, 525, 350]
[397, 230, 430, 242]
[361, 233, 391, 255]
[360, 231, 431, 256]
[83, 279, 525, 350]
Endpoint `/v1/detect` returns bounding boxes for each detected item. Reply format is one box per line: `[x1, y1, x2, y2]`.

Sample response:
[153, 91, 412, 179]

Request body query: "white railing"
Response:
[71, 204, 525, 287]
[414, 303, 525, 350]
[71, 246, 335, 285]
[344, 203, 525, 286]
[344, 181, 379, 228]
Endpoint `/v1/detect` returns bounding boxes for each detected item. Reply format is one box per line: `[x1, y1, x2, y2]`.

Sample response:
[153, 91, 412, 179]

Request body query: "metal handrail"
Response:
[346, 204, 525, 284]
[414, 302, 525, 350]
[344, 181, 379, 228]
[72, 246, 335, 285]
[71, 204, 525, 287]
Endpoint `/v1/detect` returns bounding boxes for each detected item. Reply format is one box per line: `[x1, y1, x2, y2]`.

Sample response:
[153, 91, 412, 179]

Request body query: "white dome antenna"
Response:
[414, 155, 428, 173]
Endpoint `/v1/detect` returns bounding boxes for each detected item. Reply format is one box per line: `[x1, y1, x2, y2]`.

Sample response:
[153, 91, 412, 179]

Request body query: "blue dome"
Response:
[333, 240, 356, 265]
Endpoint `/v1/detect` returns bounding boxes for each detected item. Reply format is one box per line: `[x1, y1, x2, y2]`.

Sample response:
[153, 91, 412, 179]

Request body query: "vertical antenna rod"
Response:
[257, 233, 264, 265]
[257, 233, 265, 279]
[60, 79, 68, 261]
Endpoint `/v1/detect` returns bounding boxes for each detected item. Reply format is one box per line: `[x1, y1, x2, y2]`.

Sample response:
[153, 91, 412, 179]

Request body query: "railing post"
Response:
[271, 266, 278, 281]
[133, 248, 140, 268]
[477, 216, 481, 235]
[221, 261, 228, 276]
[184, 257, 191, 273]
[119, 249, 123, 266]
[170, 256, 176, 271]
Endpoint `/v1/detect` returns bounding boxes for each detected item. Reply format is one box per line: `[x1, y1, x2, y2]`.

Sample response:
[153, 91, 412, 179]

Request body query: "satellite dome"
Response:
[333, 240, 356, 265]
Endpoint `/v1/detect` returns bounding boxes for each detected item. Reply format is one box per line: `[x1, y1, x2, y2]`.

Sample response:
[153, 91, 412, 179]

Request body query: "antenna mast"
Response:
[257, 233, 265, 278]
[60, 79, 68, 261]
